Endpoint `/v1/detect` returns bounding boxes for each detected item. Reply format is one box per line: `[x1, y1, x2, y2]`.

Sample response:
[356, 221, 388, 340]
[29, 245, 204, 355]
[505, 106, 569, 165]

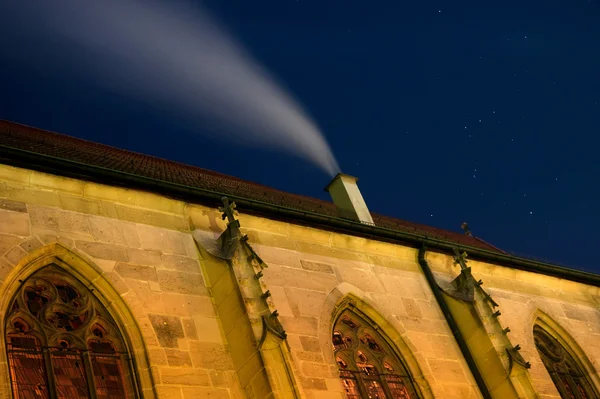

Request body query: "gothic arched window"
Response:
[534, 325, 599, 399]
[333, 309, 420, 399]
[5, 266, 137, 398]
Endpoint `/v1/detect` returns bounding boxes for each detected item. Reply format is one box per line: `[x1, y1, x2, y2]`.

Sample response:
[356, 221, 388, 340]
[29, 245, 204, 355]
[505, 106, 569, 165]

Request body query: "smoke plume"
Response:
[3, 1, 340, 176]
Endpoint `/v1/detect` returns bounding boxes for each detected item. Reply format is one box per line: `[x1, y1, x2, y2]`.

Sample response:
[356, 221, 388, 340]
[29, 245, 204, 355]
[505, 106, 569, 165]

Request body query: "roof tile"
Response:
[0, 119, 500, 251]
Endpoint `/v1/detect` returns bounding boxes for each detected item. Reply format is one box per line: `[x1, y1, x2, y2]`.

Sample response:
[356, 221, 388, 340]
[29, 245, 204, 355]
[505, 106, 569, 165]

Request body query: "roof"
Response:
[0, 119, 500, 251]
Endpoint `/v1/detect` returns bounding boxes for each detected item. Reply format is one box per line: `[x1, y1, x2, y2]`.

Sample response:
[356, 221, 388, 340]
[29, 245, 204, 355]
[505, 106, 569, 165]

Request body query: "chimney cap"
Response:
[324, 173, 359, 192]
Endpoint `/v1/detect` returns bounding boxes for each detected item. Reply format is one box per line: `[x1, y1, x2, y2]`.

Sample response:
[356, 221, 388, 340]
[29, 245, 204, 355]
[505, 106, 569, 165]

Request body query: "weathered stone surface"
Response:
[334, 267, 385, 293]
[294, 351, 324, 363]
[165, 349, 193, 367]
[33, 229, 75, 248]
[154, 385, 183, 399]
[161, 293, 214, 317]
[0, 199, 26, 213]
[0, 209, 29, 236]
[0, 234, 24, 256]
[279, 316, 318, 336]
[300, 376, 327, 391]
[285, 287, 326, 317]
[189, 341, 234, 371]
[127, 248, 162, 266]
[29, 206, 91, 235]
[192, 316, 223, 344]
[103, 272, 129, 296]
[263, 264, 338, 292]
[301, 362, 332, 378]
[138, 224, 187, 255]
[0, 258, 13, 281]
[4, 245, 27, 266]
[180, 387, 230, 399]
[157, 270, 208, 296]
[427, 359, 466, 382]
[19, 237, 44, 254]
[299, 336, 321, 353]
[75, 241, 128, 261]
[182, 318, 198, 340]
[402, 297, 422, 319]
[126, 279, 164, 313]
[208, 370, 237, 388]
[6, 186, 61, 208]
[382, 275, 430, 300]
[149, 314, 185, 348]
[161, 254, 200, 273]
[60, 194, 103, 215]
[115, 262, 158, 282]
[89, 217, 140, 247]
[267, 286, 294, 317]
[160, 367, 210, 386]
[300, 260, 334, 274]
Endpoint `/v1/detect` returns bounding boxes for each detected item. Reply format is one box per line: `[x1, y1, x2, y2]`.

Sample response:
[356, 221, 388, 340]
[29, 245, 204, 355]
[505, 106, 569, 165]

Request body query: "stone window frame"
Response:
[321, 291, 433, 399]
[333, 308, 420, 398]
[533, 314, 600, 399]
[0, 244, 156, 398]
[6, 265, 135, 398]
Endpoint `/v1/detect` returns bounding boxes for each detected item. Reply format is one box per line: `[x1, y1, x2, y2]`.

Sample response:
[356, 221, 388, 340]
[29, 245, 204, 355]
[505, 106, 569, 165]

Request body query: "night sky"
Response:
[1, 1, 599, 272]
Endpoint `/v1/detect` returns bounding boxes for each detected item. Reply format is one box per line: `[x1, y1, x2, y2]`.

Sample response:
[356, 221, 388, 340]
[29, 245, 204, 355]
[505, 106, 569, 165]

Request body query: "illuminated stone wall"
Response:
[0, 162, 599, 399]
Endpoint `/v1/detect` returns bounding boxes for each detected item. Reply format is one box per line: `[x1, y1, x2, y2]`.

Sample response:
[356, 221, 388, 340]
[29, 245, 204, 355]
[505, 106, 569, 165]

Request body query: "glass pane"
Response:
[534, 326, 599, 399]
[51, 351, 89, 398]
[7, 335, 50, 399]
[364, 379, 386, 399]
[385, 374, 413, 399]
[91, 354, 128, 399]
[340, 371, 362, 399]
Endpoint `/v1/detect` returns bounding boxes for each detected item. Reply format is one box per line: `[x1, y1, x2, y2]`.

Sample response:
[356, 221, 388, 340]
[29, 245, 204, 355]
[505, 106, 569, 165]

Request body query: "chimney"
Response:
[325, 173, 374, 225]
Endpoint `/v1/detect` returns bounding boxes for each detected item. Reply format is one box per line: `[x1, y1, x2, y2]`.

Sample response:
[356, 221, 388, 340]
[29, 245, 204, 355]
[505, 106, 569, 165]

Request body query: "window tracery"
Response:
[332, 309, 419, 399]
[5, 266, 136, 399]
[533, 325, 598, 399]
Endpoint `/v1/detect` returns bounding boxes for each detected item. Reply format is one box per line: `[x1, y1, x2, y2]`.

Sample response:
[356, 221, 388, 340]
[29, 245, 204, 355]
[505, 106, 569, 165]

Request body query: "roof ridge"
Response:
[0, 119, 501, 252]
[0, 119, 335, 205]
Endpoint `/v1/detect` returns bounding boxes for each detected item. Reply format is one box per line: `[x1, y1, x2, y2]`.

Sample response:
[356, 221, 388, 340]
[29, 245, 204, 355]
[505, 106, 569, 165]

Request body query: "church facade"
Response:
[0, 119, 598, 399]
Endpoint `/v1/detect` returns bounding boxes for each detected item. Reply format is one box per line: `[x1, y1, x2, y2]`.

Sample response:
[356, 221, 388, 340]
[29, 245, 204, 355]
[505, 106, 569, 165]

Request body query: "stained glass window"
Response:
[332, 309, 420, 398]
[533, 325, 599, 399]
[5, 266, 136, 399]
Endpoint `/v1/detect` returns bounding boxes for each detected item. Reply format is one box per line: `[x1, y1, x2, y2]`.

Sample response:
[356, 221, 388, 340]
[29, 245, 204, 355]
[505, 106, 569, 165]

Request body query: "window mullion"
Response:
[551, 372, 573, 399]
[381, 377, 395, 399]
[83, 352, 98, 399]
[356, 372, 373, 399]
[43, 348, 58, 399]
[566, 376, 585, 399]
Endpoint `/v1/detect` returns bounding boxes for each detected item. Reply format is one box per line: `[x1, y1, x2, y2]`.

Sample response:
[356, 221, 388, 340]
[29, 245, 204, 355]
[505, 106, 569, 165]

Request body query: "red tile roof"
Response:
[0, 119, 501, 252]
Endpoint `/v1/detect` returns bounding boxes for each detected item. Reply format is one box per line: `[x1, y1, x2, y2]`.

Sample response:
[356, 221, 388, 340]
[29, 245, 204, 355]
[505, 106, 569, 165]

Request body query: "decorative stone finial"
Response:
[453, 248, 469, 270]
[218, 197, 238, 224]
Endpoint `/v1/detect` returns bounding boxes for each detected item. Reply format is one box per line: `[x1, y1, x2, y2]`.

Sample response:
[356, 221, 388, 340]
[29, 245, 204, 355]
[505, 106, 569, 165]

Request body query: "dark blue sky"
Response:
[1, 1, 599, 272]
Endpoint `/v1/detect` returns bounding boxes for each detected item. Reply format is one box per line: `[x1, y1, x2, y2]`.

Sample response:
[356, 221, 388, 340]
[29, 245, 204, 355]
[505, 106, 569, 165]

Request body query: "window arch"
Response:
[333, 309, 420, 399]
[533, 325, 599, 399]
[5, 265, 136, 398]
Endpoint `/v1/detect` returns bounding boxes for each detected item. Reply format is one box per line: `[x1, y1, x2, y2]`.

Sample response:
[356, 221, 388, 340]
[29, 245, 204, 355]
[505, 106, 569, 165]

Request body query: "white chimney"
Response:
[325, 173, 374, 225]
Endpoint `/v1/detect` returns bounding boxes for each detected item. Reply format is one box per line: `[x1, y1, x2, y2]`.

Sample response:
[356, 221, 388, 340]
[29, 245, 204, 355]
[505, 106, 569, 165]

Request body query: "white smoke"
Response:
[3, 1, 340, 176]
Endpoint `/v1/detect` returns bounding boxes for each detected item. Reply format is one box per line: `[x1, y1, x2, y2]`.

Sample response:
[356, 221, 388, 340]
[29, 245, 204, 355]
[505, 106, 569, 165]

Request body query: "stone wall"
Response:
[1, 162, 599, 399]
[0, 164, 242, 398]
